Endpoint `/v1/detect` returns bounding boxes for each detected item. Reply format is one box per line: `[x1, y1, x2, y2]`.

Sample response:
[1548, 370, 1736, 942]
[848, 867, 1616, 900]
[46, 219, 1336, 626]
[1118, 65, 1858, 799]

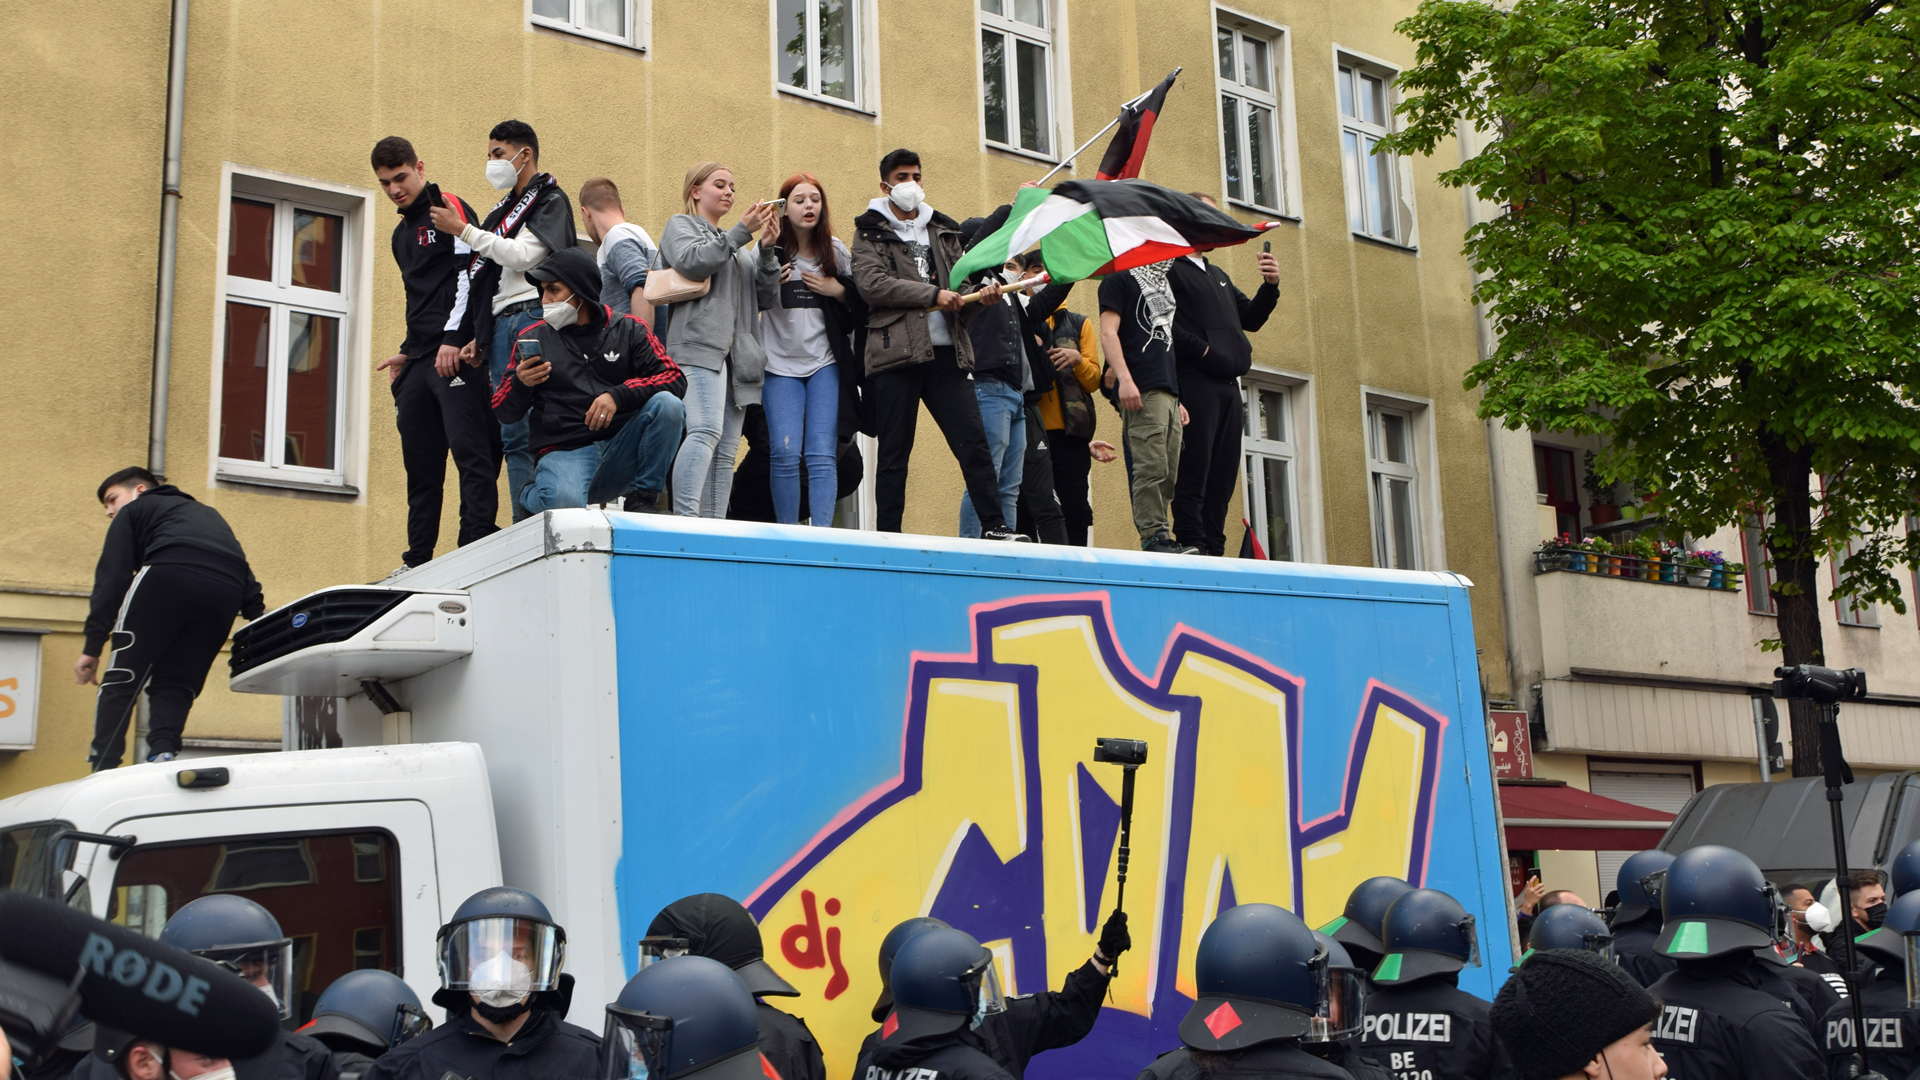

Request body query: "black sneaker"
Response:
[622, 490, 665, 514]
[982, 526, 1033, 543]
[1143, 535, 1199, 555]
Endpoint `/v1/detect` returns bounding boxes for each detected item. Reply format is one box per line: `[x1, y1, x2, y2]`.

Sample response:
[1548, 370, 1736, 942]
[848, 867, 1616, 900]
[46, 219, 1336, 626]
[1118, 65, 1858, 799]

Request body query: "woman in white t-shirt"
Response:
[756, 173, 861, 525]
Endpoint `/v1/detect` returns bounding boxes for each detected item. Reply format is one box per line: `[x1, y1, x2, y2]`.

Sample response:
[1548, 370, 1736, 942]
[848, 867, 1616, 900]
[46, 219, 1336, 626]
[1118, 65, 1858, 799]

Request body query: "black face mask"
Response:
[1866, 901, 1890, 930]
[471, 997, 534, 1026]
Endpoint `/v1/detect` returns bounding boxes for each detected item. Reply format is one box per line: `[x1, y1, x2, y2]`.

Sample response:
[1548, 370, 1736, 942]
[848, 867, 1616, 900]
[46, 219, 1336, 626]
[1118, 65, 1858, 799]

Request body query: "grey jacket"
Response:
[657, 213, 779, 405]
[850, 205, 981, 375]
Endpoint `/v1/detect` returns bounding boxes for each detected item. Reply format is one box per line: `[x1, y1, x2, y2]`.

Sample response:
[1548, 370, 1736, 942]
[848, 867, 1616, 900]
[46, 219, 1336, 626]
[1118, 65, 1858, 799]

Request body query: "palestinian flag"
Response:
[951, 179, 1273, 288]
[1096, 69, 1180, 180]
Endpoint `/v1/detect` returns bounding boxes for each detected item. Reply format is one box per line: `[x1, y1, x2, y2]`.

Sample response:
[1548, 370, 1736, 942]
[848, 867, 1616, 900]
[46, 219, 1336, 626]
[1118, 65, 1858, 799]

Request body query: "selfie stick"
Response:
[1095, 737, 1147, 980]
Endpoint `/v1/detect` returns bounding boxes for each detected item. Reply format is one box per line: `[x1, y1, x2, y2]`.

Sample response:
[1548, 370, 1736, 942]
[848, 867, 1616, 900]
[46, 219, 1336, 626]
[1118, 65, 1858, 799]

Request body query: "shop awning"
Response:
[1499, 780, 1674, 851]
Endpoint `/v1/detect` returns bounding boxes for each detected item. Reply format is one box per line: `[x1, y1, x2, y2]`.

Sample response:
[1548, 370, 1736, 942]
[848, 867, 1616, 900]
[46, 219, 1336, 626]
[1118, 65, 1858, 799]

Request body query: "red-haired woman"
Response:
[756, 173, 863, 525]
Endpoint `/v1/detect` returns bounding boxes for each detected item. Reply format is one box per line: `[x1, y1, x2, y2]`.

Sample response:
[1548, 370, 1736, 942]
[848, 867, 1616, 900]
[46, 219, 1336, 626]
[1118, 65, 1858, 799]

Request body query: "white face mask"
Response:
[1001, 268, 1023, 285]
[173, 1067, 235, 1080]
[485, 151, 523, 191]
[1802, 900, 1837, 934]
[469, 952, 534, 1007]
[886, 180, 924, 213]
[543, 298, 580, 329]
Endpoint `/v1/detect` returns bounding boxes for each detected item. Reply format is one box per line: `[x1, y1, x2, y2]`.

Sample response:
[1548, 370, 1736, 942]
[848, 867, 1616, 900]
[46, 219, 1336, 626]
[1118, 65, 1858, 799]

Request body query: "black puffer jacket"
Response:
[84, 485, 265, 655]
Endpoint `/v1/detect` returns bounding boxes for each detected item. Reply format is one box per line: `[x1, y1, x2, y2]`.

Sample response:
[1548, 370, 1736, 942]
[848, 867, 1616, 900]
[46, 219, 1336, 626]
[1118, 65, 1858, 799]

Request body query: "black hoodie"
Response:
[857, 1029, 1014, 1080]
[390, 182, 480, 358]
[84, 485, 265, 654]
[491, 247, 685, 457]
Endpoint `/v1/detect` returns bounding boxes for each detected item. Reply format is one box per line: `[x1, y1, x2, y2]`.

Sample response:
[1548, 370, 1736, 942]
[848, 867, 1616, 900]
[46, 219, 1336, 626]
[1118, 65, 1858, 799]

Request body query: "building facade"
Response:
[0, 0, 1508, 797]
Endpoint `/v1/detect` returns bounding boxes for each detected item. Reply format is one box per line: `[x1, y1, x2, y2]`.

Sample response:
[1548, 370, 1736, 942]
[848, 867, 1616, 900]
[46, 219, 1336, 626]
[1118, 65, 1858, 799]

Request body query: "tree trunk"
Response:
[1763, 437, 1826, 776]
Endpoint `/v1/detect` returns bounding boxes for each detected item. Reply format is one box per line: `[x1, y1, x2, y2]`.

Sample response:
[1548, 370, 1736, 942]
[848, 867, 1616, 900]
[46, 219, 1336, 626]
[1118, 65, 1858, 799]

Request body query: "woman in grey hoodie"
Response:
[658, 162, 780, 517]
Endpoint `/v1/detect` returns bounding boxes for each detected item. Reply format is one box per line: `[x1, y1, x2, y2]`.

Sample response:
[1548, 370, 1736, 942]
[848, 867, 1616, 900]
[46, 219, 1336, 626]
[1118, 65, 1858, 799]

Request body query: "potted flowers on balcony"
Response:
[1655, 540, 1685, 582]
[1588, 536, 1617, 575]
[1536, 534, 1575, 572]
[1626, 536, 1660, 580]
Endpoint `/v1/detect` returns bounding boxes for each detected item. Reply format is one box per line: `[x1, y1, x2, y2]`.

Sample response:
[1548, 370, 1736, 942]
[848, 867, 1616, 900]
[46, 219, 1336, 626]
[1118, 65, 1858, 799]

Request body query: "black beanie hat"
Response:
[1490, 950, 1659, 1080]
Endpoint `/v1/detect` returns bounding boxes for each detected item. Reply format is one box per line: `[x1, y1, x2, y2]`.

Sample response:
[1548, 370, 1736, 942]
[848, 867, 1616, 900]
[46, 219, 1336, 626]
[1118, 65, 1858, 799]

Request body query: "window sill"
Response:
[217, 471, 360, 497]
[1838, 621, 1881, 630]
[1229, 199, 1297, 223]
[1350, 230, 1417, 254]
[776, 84, 874, 118]
[984, 142, 1061, 167]
[528, 19, 646, 55]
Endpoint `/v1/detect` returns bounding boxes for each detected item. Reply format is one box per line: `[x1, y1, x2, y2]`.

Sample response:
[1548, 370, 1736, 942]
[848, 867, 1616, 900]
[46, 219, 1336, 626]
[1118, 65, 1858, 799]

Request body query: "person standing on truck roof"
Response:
[298, 970, 432, 1080]
[1489, 949, 1668, 1080]
[1642, 845, 1824, 1079]
[1359, 888, 1519, 1079]
[369, 135, 499, 575]
[1607, 849, 1678, 989]
[640, 894, 825, 1080]
[600, 955, 770, 1080]
[1819, 890, 1920, 1079]
[367, 888, 598, 1080]
[78, 468, 265, 770]
[855, 910, 1129, 1080]
[157, 895, 339, 1080]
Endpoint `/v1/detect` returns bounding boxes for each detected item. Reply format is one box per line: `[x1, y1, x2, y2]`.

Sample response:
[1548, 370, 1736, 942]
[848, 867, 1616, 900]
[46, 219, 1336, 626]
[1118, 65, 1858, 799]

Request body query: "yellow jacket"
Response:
[1036, 309, 1101, 432]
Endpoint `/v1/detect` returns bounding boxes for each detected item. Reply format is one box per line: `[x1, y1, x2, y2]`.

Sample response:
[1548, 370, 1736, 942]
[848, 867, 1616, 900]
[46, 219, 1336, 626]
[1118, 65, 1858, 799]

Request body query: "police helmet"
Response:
[1653, 845, 1777, 960]
[643, 893, 798, 998]
[1522, 904, 1612, 962]
[869, 916, 950, 1022]
[1892, 840, 1920, 898]
[879, 927, 1006, 1044]
[1318, 877, 1413, 970]
[1306, 930, 1368, 1044]
[303, 969, 432, 1054]
[1612, 849, 1676, 926]
[1177, 905, 1327, 1051]
[435, 886, 568, 1015]
[161, 894, 295, 1020]
[1372, 889, 1479, 986]
[600, 955, 762, 1080]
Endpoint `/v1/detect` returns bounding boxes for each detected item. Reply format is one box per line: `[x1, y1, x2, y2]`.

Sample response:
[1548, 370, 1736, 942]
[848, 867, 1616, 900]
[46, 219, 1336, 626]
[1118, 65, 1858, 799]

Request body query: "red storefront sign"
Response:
[1489, 710, 1533, 780]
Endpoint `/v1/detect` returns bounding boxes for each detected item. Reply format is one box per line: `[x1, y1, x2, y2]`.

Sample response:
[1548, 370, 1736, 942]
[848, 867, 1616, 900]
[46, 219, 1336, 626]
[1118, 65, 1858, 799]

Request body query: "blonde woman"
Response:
[658, 162, 780, 517]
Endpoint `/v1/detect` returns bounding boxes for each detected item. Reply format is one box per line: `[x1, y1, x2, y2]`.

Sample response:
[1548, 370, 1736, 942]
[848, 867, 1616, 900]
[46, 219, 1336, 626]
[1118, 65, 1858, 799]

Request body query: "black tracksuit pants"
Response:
[1047, 432, 1093, 546]
[1173, 371, 1244, 556]
[393, 356, 500, 567]
[1015, 408, 1069, 544]
[89, 565, 246, 769]
[870, 347, 1008, 533]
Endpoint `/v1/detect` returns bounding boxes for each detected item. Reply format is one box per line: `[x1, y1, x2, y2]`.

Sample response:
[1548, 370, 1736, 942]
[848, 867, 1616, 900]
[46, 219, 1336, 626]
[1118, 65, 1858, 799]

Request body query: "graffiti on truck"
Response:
[745, 593, 1448, 1079]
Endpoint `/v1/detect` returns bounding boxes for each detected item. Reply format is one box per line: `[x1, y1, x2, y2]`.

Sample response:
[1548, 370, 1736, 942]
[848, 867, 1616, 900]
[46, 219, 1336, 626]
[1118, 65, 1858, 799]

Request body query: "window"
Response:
[1535, 444, 1579, 539]
[1243, 382, 1300, 561]
[980, 0, 1054, 156]
[1742, 513, 1778, 615]
[211, 838, 315, 891]
[1835, 534, 1879, 628]
[1591, 762, 1696, 895]
[530, 0, 640, 48]
[352, 834, 387, 882]
[776, 0, 859, 106]
[219, 191, 353, 487]
[353, 927, 388, 970]
[1336, 57, 1411, 244]
[1217, 17, 1285, 212]
[1367, 404, 1423, 570]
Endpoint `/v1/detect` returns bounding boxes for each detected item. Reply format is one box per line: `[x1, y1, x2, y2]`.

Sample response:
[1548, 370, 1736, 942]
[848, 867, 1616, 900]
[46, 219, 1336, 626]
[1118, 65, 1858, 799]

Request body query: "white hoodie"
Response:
[866, 196, 952, 346]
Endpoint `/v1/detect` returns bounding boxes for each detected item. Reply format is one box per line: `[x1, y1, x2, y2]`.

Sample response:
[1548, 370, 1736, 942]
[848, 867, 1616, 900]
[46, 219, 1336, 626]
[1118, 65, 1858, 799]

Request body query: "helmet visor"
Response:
[197, 939, 294, 1020]
[440, 917, 564, 991]
[1307, 946, 1365, 1043]
[637, 936, 691, 971]
[600, 1007, 672, 1080]
[972, 958, 1008, 1018]
[1460, 913, 1481, 968]
[393, 1003, 433, 1046]
[1640, 868, 1668, 910]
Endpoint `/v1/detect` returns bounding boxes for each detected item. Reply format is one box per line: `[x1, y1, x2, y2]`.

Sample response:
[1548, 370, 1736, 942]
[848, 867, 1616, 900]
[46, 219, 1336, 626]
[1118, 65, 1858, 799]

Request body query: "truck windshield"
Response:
[0, 821, 74, 900]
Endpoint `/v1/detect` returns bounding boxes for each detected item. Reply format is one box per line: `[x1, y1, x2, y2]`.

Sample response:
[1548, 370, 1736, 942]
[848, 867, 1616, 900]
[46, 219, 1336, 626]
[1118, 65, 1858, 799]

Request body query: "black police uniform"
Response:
[363, 1008, 598, 1080]
[1610, 917, 1678, 988]
[1356, 974, 1515, 1079]
[1819, 970, 1920, 1080]
[237, 1031, 340, 1080]
[1645, 955, 1825, 1079]
[856, 960, 1108, 1080]
[1299, 1041, 1387, 1080]
[757, 1001, 826, 1080]
[1136, 1043, 1352, 1080]
[1764, 958, 1843, 1042]
[322, 1048, 378, 1080]
[854, 1033, 1016, 1080]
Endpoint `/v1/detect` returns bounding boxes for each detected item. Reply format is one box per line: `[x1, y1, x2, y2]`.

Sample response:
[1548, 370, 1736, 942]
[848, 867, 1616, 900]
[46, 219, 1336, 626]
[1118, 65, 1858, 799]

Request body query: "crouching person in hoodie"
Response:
[492, 247, 686, 513]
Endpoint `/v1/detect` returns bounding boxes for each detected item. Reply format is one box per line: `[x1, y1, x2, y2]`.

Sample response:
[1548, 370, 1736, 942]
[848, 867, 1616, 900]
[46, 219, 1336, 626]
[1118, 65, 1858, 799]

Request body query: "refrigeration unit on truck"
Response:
[0, 510, 1509, 1079]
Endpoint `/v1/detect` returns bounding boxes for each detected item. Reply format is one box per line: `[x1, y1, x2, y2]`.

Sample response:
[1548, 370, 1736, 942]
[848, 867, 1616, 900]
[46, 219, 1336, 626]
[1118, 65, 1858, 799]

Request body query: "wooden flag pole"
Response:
[926, 272, 1051, 312]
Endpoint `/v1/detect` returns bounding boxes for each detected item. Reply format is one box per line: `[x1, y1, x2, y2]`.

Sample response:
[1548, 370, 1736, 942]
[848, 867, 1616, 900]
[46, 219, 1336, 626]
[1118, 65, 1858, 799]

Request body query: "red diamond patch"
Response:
[1204, 1001, 1243, 1039]
[882, 1012, 900, 1040]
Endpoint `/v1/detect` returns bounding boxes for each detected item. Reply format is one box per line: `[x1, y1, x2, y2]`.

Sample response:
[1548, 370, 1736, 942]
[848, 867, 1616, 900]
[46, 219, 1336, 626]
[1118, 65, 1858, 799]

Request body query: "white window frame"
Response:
[1834, 534, 1880, 628]
[1742, 512, 1778, 616]
[1241, 370, 1322, 562]
[1362, 389, 1443, 571]
[1333, 47, 1418, 248]
[771, 0, 874, 112]
[977, 0, 1062, 161]
[209, 165, 374, 497]
[528, 0, 648, 52]
[1213, 7, 1299, 218]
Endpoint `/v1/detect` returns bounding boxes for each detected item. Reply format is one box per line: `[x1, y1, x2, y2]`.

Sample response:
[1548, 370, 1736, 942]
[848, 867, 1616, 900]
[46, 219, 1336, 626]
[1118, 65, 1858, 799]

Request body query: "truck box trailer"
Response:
[0, 511, 1510, 1079]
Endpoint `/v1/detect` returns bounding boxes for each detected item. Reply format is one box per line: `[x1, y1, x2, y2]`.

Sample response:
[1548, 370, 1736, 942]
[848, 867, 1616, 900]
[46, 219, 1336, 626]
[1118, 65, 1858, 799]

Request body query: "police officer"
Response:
[1819, 890, 1920, 1079]
[89, 1029, 232, 1080]
[1890, 840, 1920, 898]
[1299, 931, 1388, 1080]
[1489, 949, 1666, 1080]
[157, 896, 336, 1080]
[1318, 877, 1413, 976]
[299, 971, 431, 1080]
[1643, 845, 1824, 1078]
[600, 955, 769, 1080]
[1607, 849, 1677, 988]
[1522, 903, 1612, 960]
[364, 888, 598, 1080]
[641, 894, 824, 1080]
[1360, 887, 1516, 1078]
[853, 928, 1017, 1080]
[1134, 904, 1353, 1080]
[857, 911, 1127, 1080]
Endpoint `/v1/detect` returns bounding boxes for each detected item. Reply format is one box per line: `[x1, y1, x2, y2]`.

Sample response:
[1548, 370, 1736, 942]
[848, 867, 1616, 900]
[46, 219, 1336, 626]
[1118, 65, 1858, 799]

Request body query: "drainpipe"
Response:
[148, 0, 191, 476]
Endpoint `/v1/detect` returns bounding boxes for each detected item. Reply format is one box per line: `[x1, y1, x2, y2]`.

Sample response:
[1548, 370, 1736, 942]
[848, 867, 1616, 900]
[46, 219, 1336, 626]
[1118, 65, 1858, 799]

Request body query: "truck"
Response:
[1659, 771, 1920, 885]
[0, 511, 1510, 1079]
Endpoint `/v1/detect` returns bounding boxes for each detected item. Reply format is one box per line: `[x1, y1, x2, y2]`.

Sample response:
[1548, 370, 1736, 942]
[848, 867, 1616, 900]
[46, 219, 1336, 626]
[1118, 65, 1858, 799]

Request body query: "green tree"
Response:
[1378, 0, 1920, 772]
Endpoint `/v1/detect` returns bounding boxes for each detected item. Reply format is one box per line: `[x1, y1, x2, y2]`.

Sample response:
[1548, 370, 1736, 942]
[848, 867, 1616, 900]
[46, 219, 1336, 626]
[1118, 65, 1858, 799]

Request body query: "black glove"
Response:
[1097, 909, 1131, 965]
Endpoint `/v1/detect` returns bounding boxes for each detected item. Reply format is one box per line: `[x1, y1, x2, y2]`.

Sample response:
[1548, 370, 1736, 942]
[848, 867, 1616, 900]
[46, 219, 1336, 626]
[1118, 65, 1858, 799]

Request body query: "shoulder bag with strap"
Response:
[643, 217, 715, 305]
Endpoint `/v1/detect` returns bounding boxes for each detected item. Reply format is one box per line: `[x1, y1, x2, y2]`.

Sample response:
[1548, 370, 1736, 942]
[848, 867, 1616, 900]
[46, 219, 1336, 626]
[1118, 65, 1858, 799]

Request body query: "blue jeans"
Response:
[958, 378, 1025, 537]
[520, 393, 686, 513]
[489, 309, 541, 521]
[764, 365, 841, 525]
[671, 366, 745, 518]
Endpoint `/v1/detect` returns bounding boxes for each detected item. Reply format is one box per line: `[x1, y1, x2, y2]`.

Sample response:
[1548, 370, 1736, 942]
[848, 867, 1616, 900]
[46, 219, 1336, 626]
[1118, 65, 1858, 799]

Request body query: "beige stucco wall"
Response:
[0, 0, 1506, 798]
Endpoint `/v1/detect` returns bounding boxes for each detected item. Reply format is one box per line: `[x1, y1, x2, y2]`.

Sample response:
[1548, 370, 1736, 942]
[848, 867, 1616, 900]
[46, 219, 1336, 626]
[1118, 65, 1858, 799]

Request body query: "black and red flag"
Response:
[1095, 69, 1181, 180]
